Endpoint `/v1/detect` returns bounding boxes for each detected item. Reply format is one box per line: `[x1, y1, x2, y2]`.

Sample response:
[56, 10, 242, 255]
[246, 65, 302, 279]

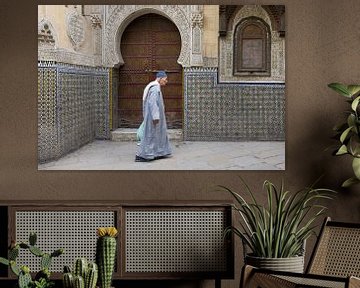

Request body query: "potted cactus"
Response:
[0, 232, 63, 288]
[96, 227, 118, 288]
[62, 258, 98, 288]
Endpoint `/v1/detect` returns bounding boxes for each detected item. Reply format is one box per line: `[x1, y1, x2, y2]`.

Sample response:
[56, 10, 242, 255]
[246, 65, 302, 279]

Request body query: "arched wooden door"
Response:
[118, 13, 183, 129]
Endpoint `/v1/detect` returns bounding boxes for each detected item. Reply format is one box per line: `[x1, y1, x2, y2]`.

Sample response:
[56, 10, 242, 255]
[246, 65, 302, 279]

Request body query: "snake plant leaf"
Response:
[347, 85, 360, 97]
[238, 176, 260, 206]
[336, 144, 348, 155]
[351, 96, 360, 111]
[342, 177, 360, 188]
[221, 179, 335, 258]
[328, 83, 352, 97]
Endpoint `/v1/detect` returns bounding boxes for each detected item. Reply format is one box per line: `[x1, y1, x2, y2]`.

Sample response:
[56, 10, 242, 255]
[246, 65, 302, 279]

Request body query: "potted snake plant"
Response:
[328, 83, 360, 187]
[220, 178, 335, 273]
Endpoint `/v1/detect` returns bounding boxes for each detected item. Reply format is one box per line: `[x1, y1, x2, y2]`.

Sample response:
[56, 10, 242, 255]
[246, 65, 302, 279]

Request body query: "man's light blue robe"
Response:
[136, 82, 172, 160]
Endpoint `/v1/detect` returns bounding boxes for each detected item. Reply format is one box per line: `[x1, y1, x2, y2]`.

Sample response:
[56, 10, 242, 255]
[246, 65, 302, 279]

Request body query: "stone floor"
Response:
[38, 140, 285, 170]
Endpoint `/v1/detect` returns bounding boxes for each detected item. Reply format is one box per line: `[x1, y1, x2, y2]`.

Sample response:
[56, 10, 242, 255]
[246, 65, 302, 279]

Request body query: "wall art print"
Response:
[37, 4, 285, 171]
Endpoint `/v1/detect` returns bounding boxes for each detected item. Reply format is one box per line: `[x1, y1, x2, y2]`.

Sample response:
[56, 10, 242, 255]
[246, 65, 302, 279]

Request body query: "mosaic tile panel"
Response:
[38, 62, 59, 163]
[93, 73, 110, 139]
[38, 62, 109, 163]
[184, 68, 285, 141]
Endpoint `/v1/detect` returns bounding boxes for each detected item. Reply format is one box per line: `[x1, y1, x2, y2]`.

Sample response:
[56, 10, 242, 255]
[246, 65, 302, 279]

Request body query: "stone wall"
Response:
[38, 61, 109, 163]
[184, 68, 285, 141]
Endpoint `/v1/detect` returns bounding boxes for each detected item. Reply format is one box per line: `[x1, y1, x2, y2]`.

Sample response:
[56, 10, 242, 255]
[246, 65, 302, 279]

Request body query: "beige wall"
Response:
[38, 5, 95, 55]
[203, 5, 219, 59]
[3, 1, 360, 288]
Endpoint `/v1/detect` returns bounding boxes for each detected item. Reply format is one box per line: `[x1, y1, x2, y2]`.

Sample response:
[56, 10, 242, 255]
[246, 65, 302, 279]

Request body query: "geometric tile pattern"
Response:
[38, 62, 59, 163]
[184, 67, 285, 141]
[38, 61, 109, 163]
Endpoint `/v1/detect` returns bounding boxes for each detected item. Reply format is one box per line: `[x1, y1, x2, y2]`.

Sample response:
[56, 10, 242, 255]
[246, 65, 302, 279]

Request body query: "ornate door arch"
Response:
[118, 13, 183, 129]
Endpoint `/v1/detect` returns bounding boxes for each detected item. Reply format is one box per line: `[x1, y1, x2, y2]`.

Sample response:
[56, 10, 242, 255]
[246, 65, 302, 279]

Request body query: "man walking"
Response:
[135, 71, 172, 162]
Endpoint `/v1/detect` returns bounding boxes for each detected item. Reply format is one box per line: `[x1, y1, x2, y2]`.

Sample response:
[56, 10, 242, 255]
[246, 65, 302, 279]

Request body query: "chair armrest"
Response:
[240, 265, 254, 288]
[349, 276, 360, 288]
[240, 265, 296, 288]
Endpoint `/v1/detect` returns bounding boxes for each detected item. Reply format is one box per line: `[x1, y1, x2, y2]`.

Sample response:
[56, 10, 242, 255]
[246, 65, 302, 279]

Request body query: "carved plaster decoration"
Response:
[262, 5, 286, 36]
[90, 14, 102, 29]
[66, 10, 86, 51]
[91, 14, 102, 66]
[38, 48, 98, 67]
[102, 5, 192, 67]
[233, 5, 272, 30]
[190, 12, 204, 66]
[38, 8, 100, 66]
[192, 26, 202, 54]
[191, 12, 203, 28]
[38, 19, 57, 48]
[219, 5, 240, 36]
[90, 13, 102, 65]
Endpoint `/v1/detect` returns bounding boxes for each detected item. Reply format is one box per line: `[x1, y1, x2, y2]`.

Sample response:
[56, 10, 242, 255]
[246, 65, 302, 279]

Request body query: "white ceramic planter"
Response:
[245, 254, 305, 273]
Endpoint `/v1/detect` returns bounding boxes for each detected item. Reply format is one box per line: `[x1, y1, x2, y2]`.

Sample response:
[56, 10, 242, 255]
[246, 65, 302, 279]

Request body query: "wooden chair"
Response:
[241, 217, 360, 288]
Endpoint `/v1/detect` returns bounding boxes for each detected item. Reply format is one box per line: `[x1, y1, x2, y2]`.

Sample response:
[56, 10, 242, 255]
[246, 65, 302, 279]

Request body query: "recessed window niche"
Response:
[234, 17, 271, 76]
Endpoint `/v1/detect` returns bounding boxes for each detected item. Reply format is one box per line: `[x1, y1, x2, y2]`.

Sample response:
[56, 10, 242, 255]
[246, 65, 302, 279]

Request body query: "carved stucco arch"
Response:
[103, 5, 191, 68]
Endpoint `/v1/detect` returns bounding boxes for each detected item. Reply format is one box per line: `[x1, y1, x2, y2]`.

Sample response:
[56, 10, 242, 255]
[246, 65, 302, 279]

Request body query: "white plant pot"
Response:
[245, 254, 305, 273]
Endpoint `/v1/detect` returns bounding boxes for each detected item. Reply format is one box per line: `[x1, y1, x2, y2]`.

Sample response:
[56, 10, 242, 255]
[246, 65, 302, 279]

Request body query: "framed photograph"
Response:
[38, 5, 285, 170]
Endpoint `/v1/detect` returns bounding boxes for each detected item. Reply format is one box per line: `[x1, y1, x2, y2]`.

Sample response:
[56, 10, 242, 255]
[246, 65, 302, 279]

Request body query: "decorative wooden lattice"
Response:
[125, 209, 228, 273]
[15, 210, 115, 272]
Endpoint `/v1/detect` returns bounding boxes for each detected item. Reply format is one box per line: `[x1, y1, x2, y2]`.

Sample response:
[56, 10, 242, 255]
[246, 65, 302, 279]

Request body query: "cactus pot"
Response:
[245, 254, 305, 273]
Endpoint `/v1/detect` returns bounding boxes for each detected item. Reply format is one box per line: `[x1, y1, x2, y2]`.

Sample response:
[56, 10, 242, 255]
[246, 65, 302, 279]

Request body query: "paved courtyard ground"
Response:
[38, 140, 285, 170]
